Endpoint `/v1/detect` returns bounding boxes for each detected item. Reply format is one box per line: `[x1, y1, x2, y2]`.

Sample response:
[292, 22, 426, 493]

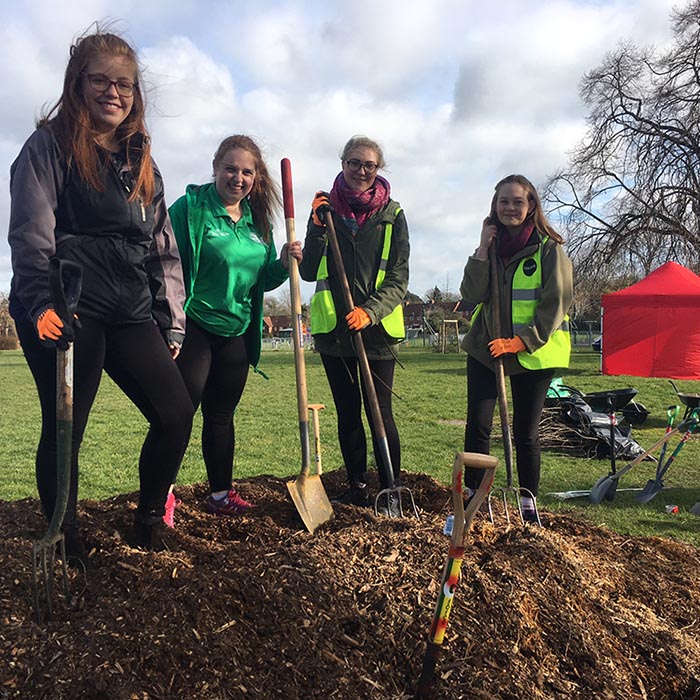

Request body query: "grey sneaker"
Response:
[521, 504, 541, 526]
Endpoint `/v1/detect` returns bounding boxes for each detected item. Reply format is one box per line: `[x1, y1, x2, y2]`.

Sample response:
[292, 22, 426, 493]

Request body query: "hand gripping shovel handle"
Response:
[416, 452, 498, 699]
[323, 211, 396, 488]
[488, 246, 514, 487]
[281, 159, 312, 475]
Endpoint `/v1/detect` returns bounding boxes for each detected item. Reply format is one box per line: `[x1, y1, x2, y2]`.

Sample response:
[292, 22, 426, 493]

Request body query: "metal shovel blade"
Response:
[636, 478, 663, 503]
[286, 474, 333, 534]
[589, 474, 617, 504]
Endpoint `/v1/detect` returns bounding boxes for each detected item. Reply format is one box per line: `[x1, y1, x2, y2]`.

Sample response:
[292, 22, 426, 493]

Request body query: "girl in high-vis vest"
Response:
[460, 174, 573, 523]
[299, 135, 410, 517]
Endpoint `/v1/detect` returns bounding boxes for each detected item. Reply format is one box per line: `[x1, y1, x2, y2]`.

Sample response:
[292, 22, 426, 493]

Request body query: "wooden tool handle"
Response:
[281, 158, 311, 472]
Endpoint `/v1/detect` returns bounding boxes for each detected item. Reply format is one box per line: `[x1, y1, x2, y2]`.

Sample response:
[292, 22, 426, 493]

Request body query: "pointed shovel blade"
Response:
[636, 478, 663, 503]
[589, 474, 617, 504]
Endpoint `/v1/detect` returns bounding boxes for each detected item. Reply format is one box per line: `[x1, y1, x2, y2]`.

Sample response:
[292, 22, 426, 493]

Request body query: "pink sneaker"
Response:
[163, 492, 182, 529]
[206, 488, 255, 516]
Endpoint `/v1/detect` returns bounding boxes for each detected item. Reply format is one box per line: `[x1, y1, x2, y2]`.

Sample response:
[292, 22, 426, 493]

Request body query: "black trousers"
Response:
[15, 314, 194, 528]
[321, 353, 400, 489]
[175, 319, 249, 493]
[464, 355, 554, 496]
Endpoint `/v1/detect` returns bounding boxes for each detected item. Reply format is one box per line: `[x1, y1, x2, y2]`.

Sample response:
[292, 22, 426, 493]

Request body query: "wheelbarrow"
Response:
[31, 258, 82, 623]
[580, 388, 638, 412]
[669, 380, 700, 421]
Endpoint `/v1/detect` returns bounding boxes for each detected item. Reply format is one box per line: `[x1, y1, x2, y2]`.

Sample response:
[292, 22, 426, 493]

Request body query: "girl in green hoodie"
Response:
[167, 135, 301, 521]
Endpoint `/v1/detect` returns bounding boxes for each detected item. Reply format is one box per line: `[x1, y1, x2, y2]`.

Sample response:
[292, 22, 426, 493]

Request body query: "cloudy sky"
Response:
[0, 0, 679, 302]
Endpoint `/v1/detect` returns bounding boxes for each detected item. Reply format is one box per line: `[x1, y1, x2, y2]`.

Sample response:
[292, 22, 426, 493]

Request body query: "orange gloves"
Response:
[488, 336, 526, 358]
[36, 308, 64, 341]
[345, 307, 370, 331]
[311, 191, 332, 226]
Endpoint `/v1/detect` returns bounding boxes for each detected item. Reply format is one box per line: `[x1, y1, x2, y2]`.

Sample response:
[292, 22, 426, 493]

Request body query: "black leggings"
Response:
[175, 319, 249, 492]
[321, 353, 400, 489]
[15, 314, 194, 527]
[464, 355, 554, 496]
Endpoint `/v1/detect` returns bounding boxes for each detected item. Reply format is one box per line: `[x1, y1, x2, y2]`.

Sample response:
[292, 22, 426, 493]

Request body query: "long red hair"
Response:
[38, 27, 155, 205]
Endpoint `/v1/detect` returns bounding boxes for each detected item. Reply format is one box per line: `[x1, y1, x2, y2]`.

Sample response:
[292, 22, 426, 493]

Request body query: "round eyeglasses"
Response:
[81, 72, 137, 97]
[344, 159, 378, 173]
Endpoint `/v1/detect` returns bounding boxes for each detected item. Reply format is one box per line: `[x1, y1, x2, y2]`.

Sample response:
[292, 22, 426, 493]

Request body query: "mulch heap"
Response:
[2, 470, 700, 700]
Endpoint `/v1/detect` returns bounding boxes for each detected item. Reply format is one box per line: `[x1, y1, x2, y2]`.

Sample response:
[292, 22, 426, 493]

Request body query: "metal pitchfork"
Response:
[486, 245, 539, 525]
[322, 210, 418, 518]
[32, 258, 82, 623]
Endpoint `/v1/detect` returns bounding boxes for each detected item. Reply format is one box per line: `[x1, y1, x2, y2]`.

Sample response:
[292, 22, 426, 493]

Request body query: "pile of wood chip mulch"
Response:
[2, 469, 700, 700]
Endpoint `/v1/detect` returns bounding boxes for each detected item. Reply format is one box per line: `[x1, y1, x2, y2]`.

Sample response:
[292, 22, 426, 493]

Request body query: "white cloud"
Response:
[0, 0, 681, 298]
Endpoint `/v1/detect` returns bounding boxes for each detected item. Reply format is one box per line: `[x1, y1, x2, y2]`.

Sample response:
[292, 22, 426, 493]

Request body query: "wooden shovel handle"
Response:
[281, 158, 311, 473]
[416, 451, 498, 699]
[488, 245, 514, 487]
[323, 212, 396, 486]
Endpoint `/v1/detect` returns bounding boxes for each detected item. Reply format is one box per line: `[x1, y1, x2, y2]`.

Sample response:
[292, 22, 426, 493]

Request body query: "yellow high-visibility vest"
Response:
[511, 237, 570, 370]
[310, 208, 405, 340]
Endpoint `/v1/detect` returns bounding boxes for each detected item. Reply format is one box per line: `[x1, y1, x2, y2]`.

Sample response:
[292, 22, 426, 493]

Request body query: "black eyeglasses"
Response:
[344, 159, 379, 173]
[81, 72, 137, 97]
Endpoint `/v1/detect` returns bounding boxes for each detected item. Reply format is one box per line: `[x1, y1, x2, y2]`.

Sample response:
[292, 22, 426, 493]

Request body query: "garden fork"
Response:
[487, 245, 540, 526]
[32, 258, 81, 622]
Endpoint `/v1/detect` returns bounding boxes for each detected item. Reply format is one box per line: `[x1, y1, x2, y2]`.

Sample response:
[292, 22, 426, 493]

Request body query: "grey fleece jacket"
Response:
[8, 126, 186, 346]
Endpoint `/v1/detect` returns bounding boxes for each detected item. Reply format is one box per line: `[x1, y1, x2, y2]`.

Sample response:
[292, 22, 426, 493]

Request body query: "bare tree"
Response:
[545, 2, 700, 288]
[0, 292, 19, 348]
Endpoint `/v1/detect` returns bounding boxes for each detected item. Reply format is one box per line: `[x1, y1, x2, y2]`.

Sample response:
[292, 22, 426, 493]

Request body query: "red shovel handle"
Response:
[281, 158, 294, 219]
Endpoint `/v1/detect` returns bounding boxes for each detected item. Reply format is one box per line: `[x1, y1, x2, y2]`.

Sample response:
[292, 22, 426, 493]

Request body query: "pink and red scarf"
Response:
[329, 173, 391, 234]
[497, 221, 535, 259]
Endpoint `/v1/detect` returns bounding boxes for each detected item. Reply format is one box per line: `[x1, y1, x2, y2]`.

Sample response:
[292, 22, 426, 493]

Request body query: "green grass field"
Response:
[2, 347, 700, 544]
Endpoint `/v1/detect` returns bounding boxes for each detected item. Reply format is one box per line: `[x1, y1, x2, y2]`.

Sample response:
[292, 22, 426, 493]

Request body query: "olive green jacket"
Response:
[299, 200, 409, 360]
[460, 230, 573, 374]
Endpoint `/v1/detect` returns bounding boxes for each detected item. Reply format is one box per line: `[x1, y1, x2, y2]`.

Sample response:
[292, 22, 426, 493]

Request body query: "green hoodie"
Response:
[169, 183, 288, 368]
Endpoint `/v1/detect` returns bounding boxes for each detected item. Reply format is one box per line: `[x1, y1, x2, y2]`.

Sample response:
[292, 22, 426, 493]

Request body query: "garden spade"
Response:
[589, 410, 699, 504]
[32, 258, 82, 623]
[416, 451, 498, 699]
[636, 405, 680, 503]
[281, 158, 333, 533]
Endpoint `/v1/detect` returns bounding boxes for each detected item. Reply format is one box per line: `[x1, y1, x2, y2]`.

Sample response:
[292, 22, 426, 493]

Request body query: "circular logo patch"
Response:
[523, 259, 537, 276]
